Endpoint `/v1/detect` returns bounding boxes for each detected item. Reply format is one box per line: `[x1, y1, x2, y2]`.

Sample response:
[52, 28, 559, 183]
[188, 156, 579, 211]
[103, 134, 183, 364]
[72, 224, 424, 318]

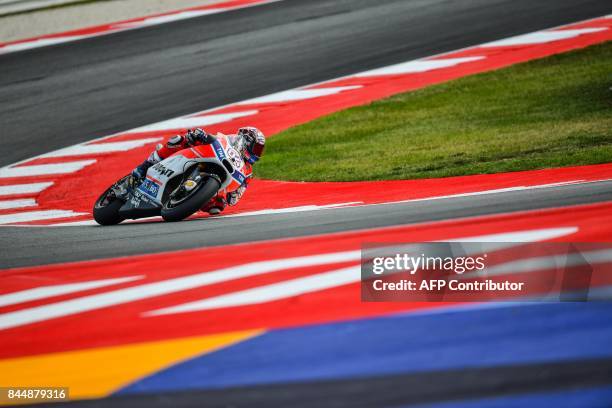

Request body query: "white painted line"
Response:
[0, 276, 143, 308]
[0, 227, 576, 328]
[34, 202, 357, 225]
[362, 229, 579, 271]
[0, 0, 86, 16]
[111, 0, 284, 29]
[459, 249, 612, 280]
[112, 9, 227, 29]
[3, 15, 609, 172]
[149, 265, 360, 314]
[51, 220, 99, 226]
[147, 227, 579, 314]
[50, 204, 362, 225]
[0, 182, 53, 196]
[0, 36, 88, 53]
[220, 202, 363, 218]
[0, 210, 87, 225]
[0, 198, 37, 210]
[0, 0, 284, 55]
[238, 86, 362, 104]
[403, 181, 588, 201]
[0, 160, 96, 178]
[353, 57, 485, 77]
[127, 111, 258, 133]
[446, 227, 578, 243]
[348, 180, 593, 209]
[40, 138, 162, 158]
[0, 250, 360, 330]
[481, 28, 607, 47]
[11, 216, 159, 227]
[148, 227, 577, 316]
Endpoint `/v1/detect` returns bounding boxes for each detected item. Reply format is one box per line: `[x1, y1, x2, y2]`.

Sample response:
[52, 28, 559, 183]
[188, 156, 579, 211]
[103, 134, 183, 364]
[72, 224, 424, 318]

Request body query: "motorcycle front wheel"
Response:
[93, 175, 129, 226]
[161, 176, 221, 222]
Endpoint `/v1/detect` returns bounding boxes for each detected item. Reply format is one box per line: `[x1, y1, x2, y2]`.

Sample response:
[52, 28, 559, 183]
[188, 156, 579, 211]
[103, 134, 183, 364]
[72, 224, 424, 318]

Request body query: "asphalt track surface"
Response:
[2, 0, 612, 167]
[2, 1, 612, 407]
[0, 0, 611, 269]
[1, 180, 612, 269]
[33, 358, 612, 407]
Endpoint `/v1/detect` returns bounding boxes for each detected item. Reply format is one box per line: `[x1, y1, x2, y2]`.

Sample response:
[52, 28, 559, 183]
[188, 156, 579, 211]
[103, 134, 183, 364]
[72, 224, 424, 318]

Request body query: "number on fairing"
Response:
[226, 147, 244, 169]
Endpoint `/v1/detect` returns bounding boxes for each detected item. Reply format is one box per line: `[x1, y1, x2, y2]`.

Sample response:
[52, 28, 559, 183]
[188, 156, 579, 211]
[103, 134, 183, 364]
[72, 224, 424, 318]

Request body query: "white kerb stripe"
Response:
[147, 227, 579, 315]
[128, 111, 258, 133]
[0, 198, 37, 210]
[0, 182, 53, 196]
[0, 227, 578, 328]
[481, 28, 607, 47]
[353, 57, 484, 77]
[238, 86, 362, 104]
[40, 138, 162, 158]
[0, 250, 361, 330]
[458, 249, 612, 280]
[446, 227, 578, 243]
[0, 276, 143, 308]
[0, 210, 88, 225]
[0, 160, 96, 178]
[147, 265, 360, 315]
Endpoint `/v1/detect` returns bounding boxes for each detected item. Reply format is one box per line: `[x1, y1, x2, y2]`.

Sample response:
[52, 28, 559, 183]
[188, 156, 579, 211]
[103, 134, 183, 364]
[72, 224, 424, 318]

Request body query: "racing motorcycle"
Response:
[93, 135, 248, 225]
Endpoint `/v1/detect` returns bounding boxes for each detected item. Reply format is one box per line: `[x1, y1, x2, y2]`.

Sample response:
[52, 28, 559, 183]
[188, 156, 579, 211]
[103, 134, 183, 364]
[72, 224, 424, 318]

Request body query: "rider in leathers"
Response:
[130, 127, 265, 215]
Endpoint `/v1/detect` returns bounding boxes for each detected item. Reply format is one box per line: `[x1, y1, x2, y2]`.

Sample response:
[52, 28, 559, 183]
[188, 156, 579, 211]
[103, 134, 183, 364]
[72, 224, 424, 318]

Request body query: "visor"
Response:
[250, 142, 265, 158]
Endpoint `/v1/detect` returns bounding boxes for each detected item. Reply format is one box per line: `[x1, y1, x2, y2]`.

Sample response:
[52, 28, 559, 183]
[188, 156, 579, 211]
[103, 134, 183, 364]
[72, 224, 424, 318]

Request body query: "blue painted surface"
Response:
[412, 386, 612, 408]
[119, 303, 612, 397]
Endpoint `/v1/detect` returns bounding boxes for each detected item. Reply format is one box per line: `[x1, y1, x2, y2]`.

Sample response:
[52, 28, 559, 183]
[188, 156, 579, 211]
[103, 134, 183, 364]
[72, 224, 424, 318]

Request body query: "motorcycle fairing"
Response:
[143, 154, 198, 204]
[118, 188, 161, 219]
[138, 178, 161, 198]
[212, 138, 248, 189]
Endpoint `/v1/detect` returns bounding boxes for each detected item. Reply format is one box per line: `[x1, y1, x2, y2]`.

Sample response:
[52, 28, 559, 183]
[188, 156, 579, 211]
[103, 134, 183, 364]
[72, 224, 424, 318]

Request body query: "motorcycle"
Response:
[93, 135, 248, 225]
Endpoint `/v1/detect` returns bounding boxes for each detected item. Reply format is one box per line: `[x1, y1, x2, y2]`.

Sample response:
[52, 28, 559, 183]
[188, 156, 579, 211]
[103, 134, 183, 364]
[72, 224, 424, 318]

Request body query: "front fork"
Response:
[182, 164, 206, 192]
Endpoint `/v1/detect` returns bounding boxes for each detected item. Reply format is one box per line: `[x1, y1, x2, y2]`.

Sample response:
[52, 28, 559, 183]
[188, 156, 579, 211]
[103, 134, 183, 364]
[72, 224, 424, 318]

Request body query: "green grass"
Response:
[257, 42, 612, 182]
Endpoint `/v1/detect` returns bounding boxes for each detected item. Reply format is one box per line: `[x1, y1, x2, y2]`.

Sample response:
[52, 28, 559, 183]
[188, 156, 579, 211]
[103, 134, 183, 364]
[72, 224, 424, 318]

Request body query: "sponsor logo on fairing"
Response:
[152, 163, 175, 177]
[212, 140, 227, 161]
[232, 170, 246, 184]
[138, 178, 160, 198]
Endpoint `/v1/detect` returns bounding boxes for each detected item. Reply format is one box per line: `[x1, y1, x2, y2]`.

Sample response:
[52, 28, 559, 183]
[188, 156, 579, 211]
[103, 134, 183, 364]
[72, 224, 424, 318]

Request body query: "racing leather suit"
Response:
[132, 130, 251, 214]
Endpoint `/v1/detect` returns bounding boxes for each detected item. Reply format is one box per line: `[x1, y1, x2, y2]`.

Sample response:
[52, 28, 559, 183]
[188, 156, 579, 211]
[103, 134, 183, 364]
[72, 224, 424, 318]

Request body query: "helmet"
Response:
[238, 127, 265, 164]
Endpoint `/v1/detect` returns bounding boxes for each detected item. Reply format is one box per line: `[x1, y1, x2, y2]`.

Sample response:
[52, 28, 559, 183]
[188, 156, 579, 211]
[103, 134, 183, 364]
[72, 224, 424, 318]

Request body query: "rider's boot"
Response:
[201, 196, 227, 216]
[128, 159, 154, 188]
[129, 149, 163, 186]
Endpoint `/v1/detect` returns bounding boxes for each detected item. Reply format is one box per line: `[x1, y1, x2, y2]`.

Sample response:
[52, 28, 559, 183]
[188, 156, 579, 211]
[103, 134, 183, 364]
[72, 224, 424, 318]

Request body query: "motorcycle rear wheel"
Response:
[161, 176, 221, 222]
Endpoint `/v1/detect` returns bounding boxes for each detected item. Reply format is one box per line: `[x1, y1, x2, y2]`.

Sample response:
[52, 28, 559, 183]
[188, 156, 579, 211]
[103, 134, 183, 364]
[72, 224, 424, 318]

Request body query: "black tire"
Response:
[93, 177, 128, 226]
[161, 176, 221, 222]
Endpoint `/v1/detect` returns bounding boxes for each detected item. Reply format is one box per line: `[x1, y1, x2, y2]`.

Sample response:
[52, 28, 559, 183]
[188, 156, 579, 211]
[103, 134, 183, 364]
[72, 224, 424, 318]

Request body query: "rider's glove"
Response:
[227, 184, 246, 206]
[186, 128, 214, 146]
